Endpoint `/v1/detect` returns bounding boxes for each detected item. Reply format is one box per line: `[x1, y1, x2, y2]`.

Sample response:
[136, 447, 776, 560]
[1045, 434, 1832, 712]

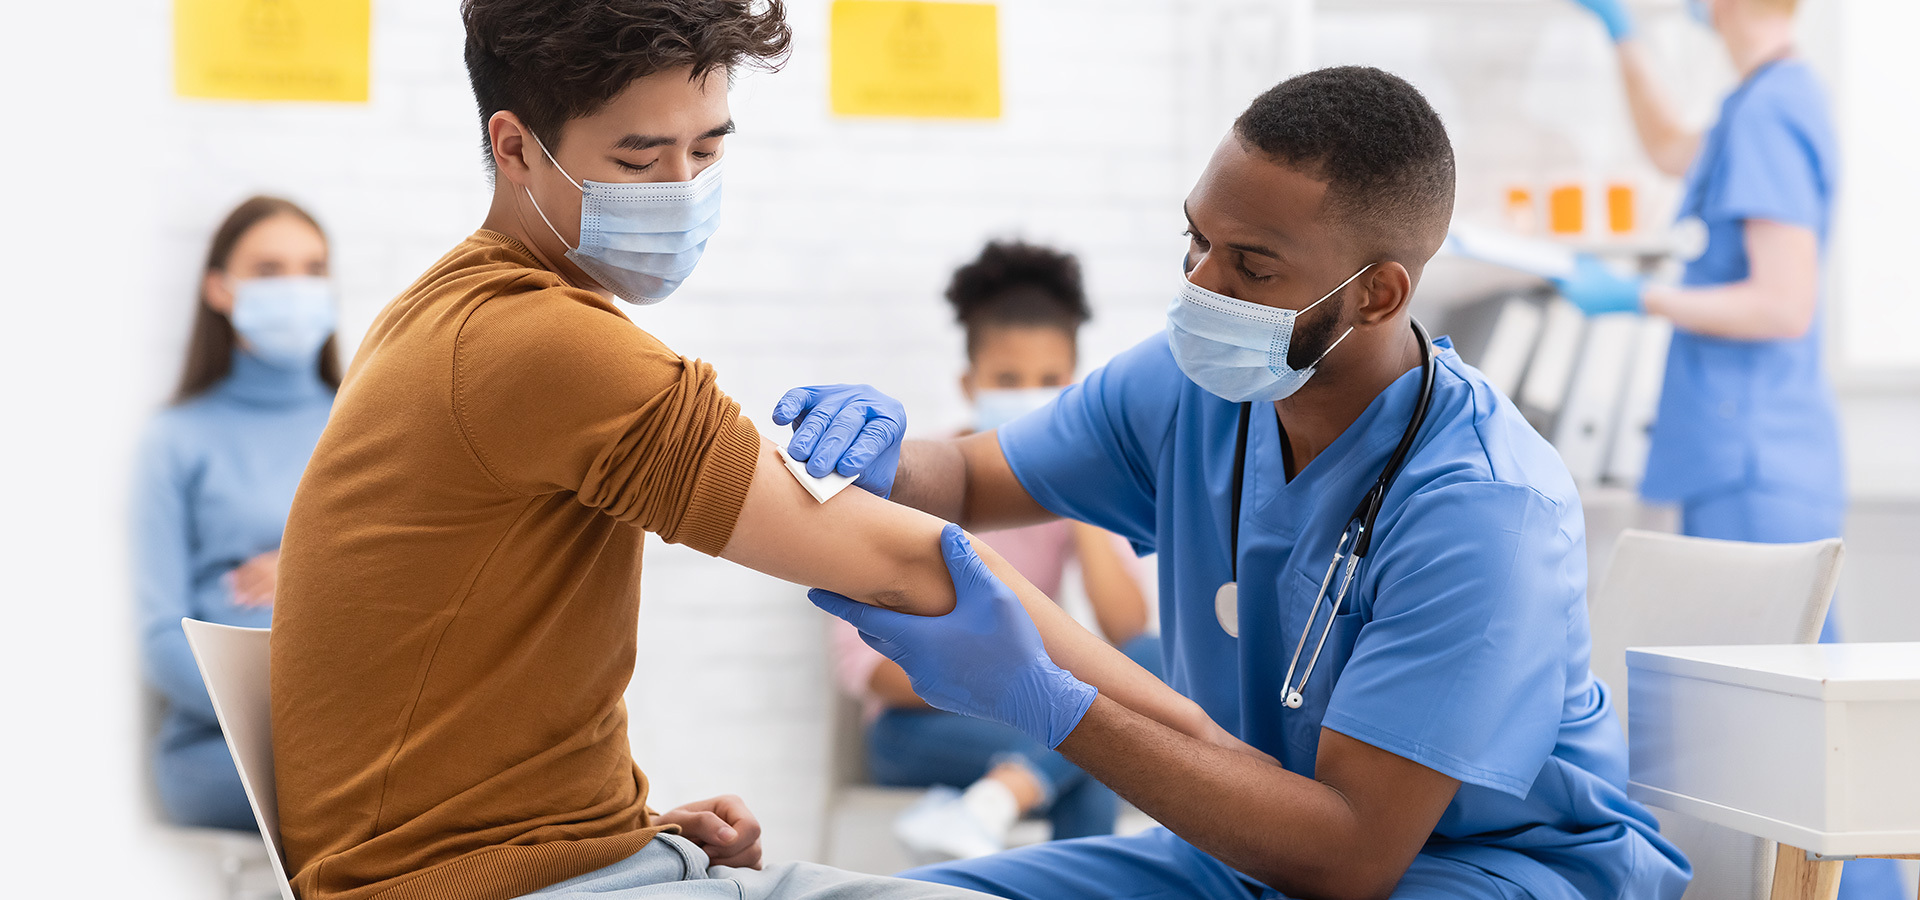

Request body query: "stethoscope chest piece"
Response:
[1215, 581, 1239, 638]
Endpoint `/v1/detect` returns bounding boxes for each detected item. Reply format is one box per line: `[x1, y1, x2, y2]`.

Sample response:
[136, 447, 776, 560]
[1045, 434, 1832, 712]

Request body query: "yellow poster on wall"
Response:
[830, 1, 1000, 120]
[175, 0, 371, 103]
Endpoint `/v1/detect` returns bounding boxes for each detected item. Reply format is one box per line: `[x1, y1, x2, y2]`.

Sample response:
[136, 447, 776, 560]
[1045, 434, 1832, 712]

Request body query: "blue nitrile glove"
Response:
[1568, 0, 1635, 42]
[1552, 254, 1646, 315]
[809, 524, 1098, 749]
[772, 384, 905, 499]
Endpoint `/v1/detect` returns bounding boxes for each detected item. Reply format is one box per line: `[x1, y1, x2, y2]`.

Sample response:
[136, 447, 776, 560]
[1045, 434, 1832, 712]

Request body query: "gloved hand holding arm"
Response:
[809, 524, 1097, 748]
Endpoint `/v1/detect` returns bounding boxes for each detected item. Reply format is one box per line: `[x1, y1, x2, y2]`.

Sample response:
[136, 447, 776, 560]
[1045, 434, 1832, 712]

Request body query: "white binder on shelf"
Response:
[1602, 318, 1674, 487]
[1553, 314, 1639, 486]
[1477, 295, 1545, 398]
[1518, 298, 1586, 421]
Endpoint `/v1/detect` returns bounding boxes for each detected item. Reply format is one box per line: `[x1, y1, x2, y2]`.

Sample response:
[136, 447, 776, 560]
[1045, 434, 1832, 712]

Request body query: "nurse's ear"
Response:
[1352, 261, 1413, 328]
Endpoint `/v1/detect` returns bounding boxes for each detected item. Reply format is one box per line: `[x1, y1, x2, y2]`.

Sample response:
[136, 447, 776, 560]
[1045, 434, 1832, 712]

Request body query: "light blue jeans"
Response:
[514, 833, 993, 899]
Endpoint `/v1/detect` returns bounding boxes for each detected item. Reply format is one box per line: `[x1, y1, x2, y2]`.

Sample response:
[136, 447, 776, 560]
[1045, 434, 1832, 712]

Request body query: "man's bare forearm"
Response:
[890, 439, 969, 522]
[1056, 696, 1398, 900]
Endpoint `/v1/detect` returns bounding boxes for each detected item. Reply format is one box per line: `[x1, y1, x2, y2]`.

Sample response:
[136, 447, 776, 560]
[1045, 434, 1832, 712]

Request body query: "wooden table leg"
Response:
[1771, 844, 1842, 900]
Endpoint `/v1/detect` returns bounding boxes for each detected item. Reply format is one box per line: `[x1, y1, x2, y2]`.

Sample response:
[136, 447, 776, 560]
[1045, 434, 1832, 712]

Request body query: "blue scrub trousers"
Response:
[1682, 487, 1909, 899]
[902, 827, 1547, 899]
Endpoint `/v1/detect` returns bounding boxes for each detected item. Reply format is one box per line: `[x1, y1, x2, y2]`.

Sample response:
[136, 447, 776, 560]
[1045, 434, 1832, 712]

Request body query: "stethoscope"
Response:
[1215, 318, 1436, 710]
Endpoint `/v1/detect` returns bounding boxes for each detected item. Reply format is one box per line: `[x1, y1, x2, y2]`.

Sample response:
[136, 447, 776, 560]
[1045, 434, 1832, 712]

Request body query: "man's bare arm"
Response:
[720, 437, 1240, 750]
[1058, 696, 1460, 900]
[891, 431, 1058, 532]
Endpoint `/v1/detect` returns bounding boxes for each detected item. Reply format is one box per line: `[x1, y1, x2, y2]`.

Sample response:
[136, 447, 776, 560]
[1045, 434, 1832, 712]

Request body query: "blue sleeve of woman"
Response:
[132, 419, 218, 723]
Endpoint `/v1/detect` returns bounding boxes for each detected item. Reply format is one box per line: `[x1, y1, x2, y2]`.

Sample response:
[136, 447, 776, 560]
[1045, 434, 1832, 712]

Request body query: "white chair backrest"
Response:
[1588, 529, 1842, 900]
[182, 619, 298, 900]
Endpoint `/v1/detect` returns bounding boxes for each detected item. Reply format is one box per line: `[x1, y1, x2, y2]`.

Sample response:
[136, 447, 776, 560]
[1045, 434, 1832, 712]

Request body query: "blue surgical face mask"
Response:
[524, 132, 723, 305]
[974, 386, 1063, 432]
[1166, 264, 1372, 403]
[230, 276, 337, 370]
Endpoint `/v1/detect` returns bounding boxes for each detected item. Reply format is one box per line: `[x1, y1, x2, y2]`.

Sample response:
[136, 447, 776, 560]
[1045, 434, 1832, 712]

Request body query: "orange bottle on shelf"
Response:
[1505, 187, 1537, 234]
[1607, 183, 1636, 235]
[1548, 184, 1585, 236]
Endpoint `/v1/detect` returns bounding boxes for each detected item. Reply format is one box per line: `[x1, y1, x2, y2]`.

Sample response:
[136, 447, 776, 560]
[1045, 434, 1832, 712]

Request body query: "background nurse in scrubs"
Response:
[1555, 3, 1897, 895]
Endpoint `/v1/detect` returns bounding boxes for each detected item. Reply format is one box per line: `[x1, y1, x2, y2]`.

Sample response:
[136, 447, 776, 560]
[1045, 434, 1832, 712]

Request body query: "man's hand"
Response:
[810, 524, 1098, 749]
[771, 384, 905, 498]
[1567, 0, 1635, 42]
[227, 550, 279, 608]
[655, 795, 763, 869]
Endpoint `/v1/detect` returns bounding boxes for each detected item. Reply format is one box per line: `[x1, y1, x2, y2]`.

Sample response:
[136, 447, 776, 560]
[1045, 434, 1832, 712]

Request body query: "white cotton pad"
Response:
[776, 444, 859, 504]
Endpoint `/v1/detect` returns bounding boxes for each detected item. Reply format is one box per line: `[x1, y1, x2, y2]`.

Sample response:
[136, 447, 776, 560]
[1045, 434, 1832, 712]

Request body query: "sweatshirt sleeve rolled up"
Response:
[450, 288, 759, 556]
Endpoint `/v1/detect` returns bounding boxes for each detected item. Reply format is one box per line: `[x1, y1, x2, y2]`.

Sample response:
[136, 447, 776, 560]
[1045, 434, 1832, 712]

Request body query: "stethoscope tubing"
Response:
[1224, 318, 1437, 709]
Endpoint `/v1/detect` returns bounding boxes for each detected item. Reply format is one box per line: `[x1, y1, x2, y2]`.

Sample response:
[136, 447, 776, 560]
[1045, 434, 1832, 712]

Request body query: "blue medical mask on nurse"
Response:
[230, 276, 337, 370]
[523, 131, 723, 305]
[1167, 262, 1375, 403]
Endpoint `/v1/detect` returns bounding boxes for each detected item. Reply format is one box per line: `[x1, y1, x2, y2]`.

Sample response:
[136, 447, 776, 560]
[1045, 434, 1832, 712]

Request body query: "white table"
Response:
[1627, 643, 1920, 900]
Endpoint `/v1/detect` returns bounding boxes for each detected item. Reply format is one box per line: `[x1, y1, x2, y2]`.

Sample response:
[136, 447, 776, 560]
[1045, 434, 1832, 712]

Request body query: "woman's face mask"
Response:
[523, 131, 723, 305]
[230, 276, 337, 369]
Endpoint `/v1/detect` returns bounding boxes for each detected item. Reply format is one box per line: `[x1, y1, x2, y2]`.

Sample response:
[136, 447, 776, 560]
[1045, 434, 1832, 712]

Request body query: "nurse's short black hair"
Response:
[462, 0, 791, 170]
[1234, 66, 1456, 260]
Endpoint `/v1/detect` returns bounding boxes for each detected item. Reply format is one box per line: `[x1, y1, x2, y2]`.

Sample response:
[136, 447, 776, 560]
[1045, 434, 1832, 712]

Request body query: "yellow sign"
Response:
[830, 1, 1000, 120]
[175, 0, 371, 103]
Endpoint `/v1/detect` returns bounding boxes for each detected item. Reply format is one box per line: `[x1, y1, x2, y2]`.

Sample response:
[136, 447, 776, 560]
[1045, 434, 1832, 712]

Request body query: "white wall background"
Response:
[1, 0, 1915, 896]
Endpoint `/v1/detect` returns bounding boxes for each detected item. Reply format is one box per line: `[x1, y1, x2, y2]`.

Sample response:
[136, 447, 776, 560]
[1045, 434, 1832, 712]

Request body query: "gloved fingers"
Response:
[839, 414, 904, 477]
[788, 396, 852, 460]
[771, 387, 823, 427]
[939, 524, 1003, 602]
[808, 588, 913, 643]
[808, 403, 878, 478]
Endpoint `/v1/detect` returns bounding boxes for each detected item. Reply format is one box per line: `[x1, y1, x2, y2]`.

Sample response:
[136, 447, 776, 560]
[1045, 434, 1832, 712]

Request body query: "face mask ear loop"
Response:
[1299, 262, 1377, 314]
[521, 129, 583, 253]
[1296, 262, 1375, 371]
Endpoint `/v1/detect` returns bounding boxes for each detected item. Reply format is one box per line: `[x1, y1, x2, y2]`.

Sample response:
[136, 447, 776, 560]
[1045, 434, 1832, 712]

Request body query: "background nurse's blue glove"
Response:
[771, 384, 905, 499]
[1567, 0, 1635, 42]
[809, 525, 1098, 749]
[1552, 254, 1646, 315]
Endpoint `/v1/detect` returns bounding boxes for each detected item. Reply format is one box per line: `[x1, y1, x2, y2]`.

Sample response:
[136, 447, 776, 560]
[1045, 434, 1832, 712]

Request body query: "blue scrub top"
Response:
[1000, 335, 1689, 899]
[1642, 59, 1842, 504]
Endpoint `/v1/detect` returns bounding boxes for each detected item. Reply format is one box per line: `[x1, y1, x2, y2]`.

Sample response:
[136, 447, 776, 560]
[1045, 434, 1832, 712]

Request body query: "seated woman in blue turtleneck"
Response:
[134, 196, 339, 832]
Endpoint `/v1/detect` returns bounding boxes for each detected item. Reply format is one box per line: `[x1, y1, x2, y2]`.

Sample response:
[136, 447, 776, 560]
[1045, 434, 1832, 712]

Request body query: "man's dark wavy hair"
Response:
[462, 0, 791, 168]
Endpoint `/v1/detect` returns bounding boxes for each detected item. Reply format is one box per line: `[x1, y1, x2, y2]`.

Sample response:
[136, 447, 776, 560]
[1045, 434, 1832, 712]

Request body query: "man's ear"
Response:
[489, 111, 536, 187]
[1357, 261, 1413, 326]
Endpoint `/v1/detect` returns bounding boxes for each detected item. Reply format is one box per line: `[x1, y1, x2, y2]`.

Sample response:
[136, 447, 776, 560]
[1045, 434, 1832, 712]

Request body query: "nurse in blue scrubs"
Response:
[791, 67, 1689, 899]
[1556, 2, 1899, 895]
[1557, 0, 1847, 619]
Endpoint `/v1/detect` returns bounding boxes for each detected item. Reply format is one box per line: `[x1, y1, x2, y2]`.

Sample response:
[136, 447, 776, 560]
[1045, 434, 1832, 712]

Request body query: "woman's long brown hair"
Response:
[173, 196, 342, 402]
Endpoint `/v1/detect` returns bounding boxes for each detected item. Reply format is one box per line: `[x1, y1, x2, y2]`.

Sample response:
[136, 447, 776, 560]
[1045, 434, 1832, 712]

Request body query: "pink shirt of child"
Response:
[830, 520, 1137, 721]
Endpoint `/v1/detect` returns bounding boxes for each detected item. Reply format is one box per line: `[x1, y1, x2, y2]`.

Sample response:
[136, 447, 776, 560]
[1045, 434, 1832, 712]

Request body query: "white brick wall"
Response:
[4, 1, 1914, 897]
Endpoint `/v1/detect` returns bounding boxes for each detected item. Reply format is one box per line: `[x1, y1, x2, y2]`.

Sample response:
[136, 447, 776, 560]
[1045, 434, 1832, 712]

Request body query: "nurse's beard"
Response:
[1285, 297, 1349, 371]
